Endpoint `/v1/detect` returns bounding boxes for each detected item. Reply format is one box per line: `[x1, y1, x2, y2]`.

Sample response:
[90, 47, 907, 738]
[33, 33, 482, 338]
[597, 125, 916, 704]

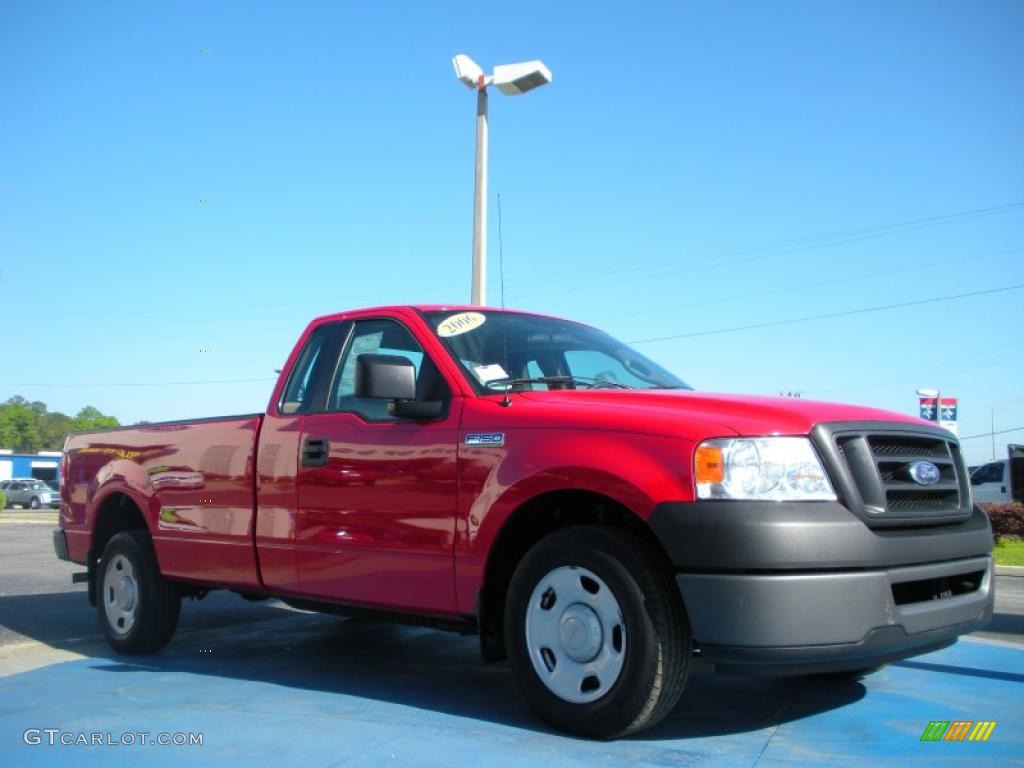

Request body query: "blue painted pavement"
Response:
[0, 616, 1020, 768]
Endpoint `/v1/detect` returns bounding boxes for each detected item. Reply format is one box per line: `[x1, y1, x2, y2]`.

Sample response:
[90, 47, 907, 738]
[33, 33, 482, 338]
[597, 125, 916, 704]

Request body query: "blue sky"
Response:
[1, 0, 1021, 464]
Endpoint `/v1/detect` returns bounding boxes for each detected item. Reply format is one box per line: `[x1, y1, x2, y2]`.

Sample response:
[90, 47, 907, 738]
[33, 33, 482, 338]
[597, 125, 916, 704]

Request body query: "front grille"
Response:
[812, 422, 971, 528]
[868, 436, 949, 459]
[886, 490, 959, 512]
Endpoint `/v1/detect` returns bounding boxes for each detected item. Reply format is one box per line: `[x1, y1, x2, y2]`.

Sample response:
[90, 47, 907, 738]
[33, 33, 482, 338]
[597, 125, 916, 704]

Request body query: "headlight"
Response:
[695, 437, 836, 501]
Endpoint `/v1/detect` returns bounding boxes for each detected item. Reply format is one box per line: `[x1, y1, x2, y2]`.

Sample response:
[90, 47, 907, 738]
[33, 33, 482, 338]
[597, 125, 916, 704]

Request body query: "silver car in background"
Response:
[3, 479, 59, 509]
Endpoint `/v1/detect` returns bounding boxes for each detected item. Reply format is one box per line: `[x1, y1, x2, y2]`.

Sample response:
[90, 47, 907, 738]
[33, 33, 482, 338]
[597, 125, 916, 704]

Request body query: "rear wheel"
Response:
[96, 530, 181, 654]
[505, 526, 690, 738]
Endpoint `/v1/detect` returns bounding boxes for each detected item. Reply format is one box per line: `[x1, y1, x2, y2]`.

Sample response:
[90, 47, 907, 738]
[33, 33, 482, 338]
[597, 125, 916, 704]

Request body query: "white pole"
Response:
[471, 86, 489, 306]
[991, 409, 996, 460]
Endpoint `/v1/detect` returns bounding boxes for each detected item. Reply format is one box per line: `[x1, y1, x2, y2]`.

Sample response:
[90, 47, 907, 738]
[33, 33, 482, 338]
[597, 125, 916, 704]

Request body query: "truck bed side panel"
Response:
[63, 415, 262, 589]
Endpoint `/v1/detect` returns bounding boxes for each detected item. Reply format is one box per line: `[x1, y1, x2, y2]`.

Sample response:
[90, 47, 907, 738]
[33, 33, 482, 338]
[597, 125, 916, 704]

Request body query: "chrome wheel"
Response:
[525, 565, 626, 703]
[103, 554, 138, 636]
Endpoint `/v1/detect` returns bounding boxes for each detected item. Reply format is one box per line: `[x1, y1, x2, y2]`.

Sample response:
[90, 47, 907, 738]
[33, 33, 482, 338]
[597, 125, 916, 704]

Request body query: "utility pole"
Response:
[471, 85, 488, 306]
[991, 409, 996, 460]
[451, 54, 552, 306]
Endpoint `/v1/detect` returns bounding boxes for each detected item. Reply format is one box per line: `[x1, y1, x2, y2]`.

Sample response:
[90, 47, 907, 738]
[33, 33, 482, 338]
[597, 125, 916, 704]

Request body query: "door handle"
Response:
[301, 437, 329, 467]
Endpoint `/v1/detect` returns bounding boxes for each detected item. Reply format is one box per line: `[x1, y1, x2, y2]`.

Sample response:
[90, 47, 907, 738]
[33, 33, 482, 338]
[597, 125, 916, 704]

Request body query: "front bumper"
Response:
[678, 555, 993, 672]
[649, 501, 995, 673]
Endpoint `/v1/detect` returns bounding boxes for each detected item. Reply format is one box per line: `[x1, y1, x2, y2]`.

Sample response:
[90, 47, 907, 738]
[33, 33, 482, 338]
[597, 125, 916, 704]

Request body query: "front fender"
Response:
[458, 428, 693, 563]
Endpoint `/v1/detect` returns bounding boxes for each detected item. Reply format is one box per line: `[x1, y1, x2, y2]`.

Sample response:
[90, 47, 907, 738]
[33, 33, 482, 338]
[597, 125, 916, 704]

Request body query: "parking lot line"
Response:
[0, 512, 58, 525]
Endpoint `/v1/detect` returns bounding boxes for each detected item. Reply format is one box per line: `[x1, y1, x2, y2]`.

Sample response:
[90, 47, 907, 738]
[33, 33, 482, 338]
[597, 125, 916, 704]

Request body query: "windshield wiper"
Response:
[484, 375, 632, 391]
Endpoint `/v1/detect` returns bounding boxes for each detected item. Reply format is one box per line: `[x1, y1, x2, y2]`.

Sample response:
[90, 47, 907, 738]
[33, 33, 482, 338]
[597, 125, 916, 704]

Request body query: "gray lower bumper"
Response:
[679, 555, 994, 672]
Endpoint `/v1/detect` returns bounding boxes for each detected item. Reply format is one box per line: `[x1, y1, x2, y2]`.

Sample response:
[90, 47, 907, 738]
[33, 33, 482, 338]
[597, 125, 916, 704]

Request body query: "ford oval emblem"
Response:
[909, 460, 941, 486]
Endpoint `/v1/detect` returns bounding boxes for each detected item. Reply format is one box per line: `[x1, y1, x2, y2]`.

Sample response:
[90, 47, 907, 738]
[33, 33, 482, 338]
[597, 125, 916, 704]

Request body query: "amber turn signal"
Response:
[694, 445, 724, 485]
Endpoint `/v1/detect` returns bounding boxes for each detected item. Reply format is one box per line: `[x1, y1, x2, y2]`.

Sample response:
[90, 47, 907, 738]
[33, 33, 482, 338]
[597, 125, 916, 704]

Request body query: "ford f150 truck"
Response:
[55, 305, 994, 738]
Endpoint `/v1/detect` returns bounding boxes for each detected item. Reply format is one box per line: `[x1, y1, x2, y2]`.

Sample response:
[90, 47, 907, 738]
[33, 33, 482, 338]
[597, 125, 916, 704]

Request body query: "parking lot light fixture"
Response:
[451, 54, 552, 306]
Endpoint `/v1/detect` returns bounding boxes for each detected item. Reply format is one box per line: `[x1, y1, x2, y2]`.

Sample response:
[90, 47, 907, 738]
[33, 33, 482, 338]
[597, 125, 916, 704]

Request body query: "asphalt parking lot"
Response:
[1, 516, 1022, 767]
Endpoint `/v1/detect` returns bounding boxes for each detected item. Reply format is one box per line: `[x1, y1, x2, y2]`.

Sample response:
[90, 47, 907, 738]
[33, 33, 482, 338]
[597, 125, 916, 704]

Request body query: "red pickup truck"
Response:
[55, 305, 994, 737]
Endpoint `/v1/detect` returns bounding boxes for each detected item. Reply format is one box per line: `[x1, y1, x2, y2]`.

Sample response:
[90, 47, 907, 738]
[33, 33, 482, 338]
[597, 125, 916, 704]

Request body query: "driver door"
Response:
[295, 317, 461, 614]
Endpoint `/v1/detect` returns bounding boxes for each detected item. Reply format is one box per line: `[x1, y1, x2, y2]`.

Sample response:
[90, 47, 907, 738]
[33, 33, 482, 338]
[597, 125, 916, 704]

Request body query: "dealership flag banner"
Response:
[919, 397, 958, 435]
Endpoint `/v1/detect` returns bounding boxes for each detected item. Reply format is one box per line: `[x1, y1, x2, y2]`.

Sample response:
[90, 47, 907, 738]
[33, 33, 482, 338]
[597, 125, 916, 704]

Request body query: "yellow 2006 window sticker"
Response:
[438, 312, 486, 337]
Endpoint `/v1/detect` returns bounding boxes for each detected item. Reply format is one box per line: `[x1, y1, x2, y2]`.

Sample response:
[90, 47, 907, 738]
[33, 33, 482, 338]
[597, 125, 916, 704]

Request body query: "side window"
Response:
[279, 323, 348, 414]
[328, 319, 440, 420]
[971, 462, 1004, 485]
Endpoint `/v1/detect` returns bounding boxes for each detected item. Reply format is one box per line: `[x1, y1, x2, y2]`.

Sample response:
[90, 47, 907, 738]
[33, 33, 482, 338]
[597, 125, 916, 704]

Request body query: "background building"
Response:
[0, 450, 61, 486]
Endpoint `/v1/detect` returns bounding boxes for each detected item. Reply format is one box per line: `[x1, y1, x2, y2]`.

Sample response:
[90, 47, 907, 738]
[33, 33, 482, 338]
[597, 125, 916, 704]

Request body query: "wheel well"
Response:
[477, 489, 670, 662]
[88, 493, 148, 605]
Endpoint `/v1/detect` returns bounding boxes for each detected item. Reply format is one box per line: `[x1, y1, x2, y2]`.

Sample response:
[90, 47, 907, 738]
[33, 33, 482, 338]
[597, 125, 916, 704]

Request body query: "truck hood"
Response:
[513, 388, 927, 440]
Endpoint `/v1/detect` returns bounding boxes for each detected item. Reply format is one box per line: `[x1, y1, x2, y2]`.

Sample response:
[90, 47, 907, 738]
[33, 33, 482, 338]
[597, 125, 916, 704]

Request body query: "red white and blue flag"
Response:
[919, 397, 957, 423]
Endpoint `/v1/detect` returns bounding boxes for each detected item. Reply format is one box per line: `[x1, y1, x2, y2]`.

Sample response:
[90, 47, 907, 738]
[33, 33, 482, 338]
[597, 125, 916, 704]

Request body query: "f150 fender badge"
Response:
[465, 433, 505, 447]
[908, 460, 941, 485]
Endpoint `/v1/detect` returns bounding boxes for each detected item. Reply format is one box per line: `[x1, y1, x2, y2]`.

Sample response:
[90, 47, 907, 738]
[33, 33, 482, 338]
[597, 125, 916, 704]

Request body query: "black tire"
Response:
[29, 497, 41, 509]
[96, 530, 181, 654]
[505, 525, 690, 739]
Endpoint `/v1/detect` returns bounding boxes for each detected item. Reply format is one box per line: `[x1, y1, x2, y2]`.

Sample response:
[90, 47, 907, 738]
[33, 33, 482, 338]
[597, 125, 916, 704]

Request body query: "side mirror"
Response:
[355, 354, 417, 400]
[354, 353, 446, 421]
[392, 399, 443, 419]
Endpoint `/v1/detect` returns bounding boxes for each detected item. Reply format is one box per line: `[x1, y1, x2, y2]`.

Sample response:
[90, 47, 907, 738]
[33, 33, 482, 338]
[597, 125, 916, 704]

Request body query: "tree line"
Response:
[0, 396, 124, 453]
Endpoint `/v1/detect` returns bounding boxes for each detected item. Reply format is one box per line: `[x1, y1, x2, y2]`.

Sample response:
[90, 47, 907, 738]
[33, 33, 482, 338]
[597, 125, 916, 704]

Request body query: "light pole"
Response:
[452, 54, 552, 306]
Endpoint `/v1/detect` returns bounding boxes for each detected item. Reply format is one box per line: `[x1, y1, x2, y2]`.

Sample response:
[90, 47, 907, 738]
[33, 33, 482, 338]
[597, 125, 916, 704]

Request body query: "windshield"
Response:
[425, 310, 689, 393]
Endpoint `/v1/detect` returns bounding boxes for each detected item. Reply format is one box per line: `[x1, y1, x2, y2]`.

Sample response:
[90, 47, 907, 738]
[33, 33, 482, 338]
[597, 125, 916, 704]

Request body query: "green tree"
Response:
[0, 397, 123, 450]
[37, 412, 73, 451]
[71, 406, 120, 432]
[0, 402, 41, 452]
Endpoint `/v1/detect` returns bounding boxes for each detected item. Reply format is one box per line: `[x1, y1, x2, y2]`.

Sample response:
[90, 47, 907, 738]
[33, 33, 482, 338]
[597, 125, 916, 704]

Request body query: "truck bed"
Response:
[62, 413, 264, 589]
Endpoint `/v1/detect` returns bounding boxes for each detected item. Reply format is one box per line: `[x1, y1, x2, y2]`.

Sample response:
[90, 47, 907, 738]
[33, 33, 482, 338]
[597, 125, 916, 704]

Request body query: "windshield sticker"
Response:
[438, 312, 486, 338]
[473, 363, 508, 384]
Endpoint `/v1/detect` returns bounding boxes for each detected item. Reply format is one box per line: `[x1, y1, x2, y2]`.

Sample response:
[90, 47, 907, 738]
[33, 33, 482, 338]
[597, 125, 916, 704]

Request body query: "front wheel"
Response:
[96, 530, 181, 654]
[505, 526, 691, 738]
[29, 497, 41, 509]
